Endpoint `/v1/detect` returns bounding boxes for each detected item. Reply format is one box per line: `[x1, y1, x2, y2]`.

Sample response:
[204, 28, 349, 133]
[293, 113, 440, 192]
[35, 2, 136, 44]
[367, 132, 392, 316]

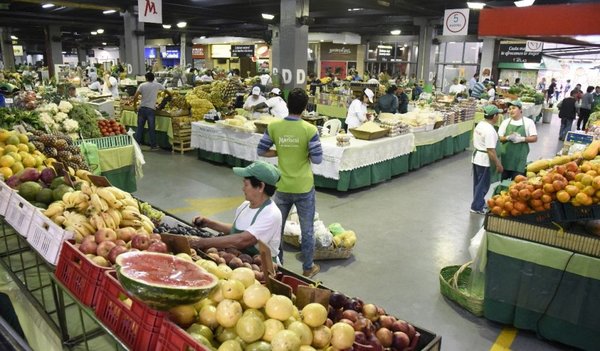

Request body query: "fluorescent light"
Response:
[320, 40, 324, 42]
[102, 42, 107, 46]
[42, 3, 55, 8]
[390, 29, 401, 35]
[261, 13, 275, 20]
[347, 8, 363, 12]
[200, 35, 206, 39]
[103, 9, 116, 14]
[97, 29, 104, 34]
[467, 2, 486, 9]
[162, 24, 171, 29]
[176, 21, 187, 28]
[514, 0, 535, 7]
[91, 31, 97, 35]
[10, 35, 18, 40]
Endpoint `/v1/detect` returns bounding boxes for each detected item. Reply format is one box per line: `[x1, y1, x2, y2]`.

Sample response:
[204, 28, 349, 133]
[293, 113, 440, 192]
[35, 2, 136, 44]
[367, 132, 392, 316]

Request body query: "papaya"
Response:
[526, 159, 551, 173]
[583, 140, 600, 160]
[549, 155, 572, 166]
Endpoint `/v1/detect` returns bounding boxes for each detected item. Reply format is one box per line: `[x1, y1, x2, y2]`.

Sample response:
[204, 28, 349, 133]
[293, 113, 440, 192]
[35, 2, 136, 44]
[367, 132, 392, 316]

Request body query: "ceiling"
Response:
[0, 0, 597, 53]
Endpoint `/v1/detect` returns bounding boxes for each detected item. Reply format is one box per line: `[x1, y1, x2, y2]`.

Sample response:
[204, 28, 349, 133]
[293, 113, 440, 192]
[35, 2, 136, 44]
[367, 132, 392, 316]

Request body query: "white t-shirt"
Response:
[233, 201, 282, 257]
[104, 76, 119, 98]
[448, 84, 464, 94]
[260, 74, 272, 86]
[498, 116, 538, 138]
[199, 74, 213, 82]
[136, 81, 166, 109]
[346, 99, 367, 130]
[266, 96, 288, 118]
[472, 121, 498, 167]
[88, 81, 102, 92]
[487, 88, 496, 101]
[243, 95, 267, 110]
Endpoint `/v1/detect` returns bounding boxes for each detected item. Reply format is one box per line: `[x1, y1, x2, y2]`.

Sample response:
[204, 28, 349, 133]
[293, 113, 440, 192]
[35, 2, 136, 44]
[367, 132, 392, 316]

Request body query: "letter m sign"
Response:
[138, 0, 162, 24]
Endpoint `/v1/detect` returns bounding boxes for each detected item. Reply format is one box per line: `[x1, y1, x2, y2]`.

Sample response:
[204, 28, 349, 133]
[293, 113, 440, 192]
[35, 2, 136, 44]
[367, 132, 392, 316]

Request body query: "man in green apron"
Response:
[188, 161, 283, 262]
[498, 100, 538, 181]
[471, 105, 503, 214]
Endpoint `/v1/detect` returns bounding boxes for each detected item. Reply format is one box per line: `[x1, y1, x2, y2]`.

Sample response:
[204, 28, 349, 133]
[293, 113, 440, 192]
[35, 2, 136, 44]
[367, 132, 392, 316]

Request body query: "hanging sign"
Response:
[192, 45, 205, 59]
[231, 45, 255, 57]
[138, 0, 162, 24]
[12, 45, 23, 56]
[525, 40, 543, 53]
[443, 9, 469, 36]
[499, 44, 542, 63]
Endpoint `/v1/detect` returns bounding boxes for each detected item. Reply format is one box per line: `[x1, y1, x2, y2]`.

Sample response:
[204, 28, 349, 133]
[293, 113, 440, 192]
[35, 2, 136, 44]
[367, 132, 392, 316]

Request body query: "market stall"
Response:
[120, 110, 174, 149]
[409, 120, 474, 170]
[191, 121, 415, 191]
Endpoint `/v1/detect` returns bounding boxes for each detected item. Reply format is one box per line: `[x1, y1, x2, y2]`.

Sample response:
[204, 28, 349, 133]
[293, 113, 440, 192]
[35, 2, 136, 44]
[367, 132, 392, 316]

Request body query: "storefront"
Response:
[435, 40, 481, 93]
[365, 39, 418, 79]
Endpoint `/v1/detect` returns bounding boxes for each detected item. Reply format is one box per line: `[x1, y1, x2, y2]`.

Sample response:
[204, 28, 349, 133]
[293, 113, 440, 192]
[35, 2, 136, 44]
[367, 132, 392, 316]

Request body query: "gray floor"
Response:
[135, 113, 576, 351]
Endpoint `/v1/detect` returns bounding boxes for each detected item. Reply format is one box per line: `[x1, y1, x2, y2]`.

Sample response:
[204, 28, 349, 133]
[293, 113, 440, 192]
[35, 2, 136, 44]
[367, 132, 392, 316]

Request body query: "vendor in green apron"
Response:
[188, 161, 283, 262]
[498, 100, 538, 181]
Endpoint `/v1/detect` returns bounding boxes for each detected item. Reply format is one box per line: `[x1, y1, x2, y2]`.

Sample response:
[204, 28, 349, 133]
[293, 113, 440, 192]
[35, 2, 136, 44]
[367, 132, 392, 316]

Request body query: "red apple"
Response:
[379, 315, 396, 329]
[95, 228, 117, 244]
[147, 241, 168, 253]
[392, 332, 410, 350]
[150, 233, 162, 241]
[79, 236, 98, 255]
[116, 227, 136, 242]
[375, 328, 393, 347]
[392, 320, 409, 333]
[131, 234, 150, 250]
[96, 241, 117, 259]
[115, 239, 127, 247]
[108, 245, 128, 264]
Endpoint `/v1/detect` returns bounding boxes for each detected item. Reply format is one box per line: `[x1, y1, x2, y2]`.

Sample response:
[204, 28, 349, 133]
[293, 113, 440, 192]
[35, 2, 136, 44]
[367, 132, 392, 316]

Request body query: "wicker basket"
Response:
[254, 121, 269, 134]
[349, 128, 389, 140]
[439, 261, 483, 316]
[282, 234, 353, 260]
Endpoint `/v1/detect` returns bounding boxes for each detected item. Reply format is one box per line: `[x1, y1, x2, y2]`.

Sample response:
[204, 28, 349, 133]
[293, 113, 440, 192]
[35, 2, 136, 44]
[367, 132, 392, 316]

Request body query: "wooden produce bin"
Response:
[171, 116, 193, 154]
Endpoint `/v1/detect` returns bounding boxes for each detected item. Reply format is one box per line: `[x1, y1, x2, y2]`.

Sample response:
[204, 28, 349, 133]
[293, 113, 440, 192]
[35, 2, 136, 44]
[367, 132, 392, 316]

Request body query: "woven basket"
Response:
[282, 234, 353, 260]
[283, 234, 300, 248]
[439, 261, 483, 316]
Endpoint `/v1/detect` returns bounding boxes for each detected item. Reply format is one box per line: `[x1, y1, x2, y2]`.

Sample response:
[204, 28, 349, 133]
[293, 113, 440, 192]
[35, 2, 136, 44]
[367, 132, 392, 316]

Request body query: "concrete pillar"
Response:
[122, 10, 145, 76]
[0, 28, 15, 71]
[77, 47, 87, 65]
[118, 35, 126, 64]
[273, 0, 309, 90]
[479, 38, 495, 81]
[45, 25, 62, 77]
[180, 33, 192, 68]
[270, 26, 280, 86]
[414, 18, 435, 84]
[356, 44, 366, 77]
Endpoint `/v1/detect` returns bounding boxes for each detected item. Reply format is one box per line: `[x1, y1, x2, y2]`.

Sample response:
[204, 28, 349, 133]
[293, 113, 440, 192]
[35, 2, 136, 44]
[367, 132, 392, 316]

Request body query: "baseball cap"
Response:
[270, 88, 281, 96]
[483, 105, 500, 118]
[251, 86, 261, 96]
[233, 161, 281, 186]
[507, 100, 523, 109]
[364, 88, 374, 103]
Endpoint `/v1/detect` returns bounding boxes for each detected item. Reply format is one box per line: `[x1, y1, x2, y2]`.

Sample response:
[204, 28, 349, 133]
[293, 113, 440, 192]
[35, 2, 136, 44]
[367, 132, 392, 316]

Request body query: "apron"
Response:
[230, 199, 272, 259]
[500, 118, 529, 173]
[473, 141, 501, 183]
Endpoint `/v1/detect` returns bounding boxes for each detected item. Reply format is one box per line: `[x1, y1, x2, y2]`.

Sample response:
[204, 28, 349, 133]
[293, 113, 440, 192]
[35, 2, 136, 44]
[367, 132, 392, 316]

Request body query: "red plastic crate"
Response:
[94, 271, 166, 350]
[155, 320, 210, 351]
[54, 240, 113, 307]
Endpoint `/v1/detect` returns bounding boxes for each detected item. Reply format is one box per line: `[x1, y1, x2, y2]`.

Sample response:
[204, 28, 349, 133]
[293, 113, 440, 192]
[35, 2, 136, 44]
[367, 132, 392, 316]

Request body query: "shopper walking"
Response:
[375, 85, 398, 114]
[346, 88, 375, 130]
[557, 90, 578, 141]
[257, 88, 323, 278]
[547, 78, 557, 105]
[471, 105, 503, 215]
[577, 86, 595, 130]
[498, 100, 538, 180]
[133, 72, 171, 150]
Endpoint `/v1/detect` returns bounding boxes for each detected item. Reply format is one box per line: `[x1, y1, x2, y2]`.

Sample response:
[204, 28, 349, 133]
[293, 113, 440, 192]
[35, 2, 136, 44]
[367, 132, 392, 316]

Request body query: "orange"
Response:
[565, 185, 579, 197]
[556, 190, 570, 203]
[0, 155, 15, 168]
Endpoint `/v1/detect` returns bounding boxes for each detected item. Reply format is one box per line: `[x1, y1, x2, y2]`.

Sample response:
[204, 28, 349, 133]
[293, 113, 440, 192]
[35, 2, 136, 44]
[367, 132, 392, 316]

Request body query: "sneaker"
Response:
[470, 209, 487, 215]
[302, 264, 320, 278]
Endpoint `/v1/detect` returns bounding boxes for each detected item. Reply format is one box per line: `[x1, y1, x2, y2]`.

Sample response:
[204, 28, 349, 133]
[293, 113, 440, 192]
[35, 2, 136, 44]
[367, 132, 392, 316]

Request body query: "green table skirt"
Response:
[197, 150, 411, 192]
[409, 131, 471, 170]
[101, 165, 137, 193]
[124, 126, 172, 149]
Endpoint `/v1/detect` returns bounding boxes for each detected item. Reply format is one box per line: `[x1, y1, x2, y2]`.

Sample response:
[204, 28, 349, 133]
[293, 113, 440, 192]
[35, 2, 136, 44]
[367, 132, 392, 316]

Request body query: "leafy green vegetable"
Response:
[0, 107, 43, 130]
[68, 104, 102, 138]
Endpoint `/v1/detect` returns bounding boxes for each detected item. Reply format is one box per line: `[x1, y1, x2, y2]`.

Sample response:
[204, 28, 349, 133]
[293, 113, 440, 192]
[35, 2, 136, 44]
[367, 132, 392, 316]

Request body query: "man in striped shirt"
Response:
[471, 78, 487, 99]
[257, 88, 323, 278]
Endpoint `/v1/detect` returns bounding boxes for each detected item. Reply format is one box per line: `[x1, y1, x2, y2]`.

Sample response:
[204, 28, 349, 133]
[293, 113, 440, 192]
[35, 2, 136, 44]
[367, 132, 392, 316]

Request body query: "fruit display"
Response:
[97, 119, 126, 136]
[153, 222, 216, 238]
[157, 91, 190, 116]
[186, 88, 215, 121]
[0, 129, 49, 181]
[0, 108, 43, 130]
[28, 130, 89, 171]
[139, 200, 165, 223]
[116, 251, 218, 309]
[201, 247, 264, 281]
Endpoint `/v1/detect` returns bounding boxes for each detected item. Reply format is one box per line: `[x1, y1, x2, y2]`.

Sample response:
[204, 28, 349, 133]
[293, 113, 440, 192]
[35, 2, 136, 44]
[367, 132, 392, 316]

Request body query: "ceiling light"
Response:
[97, 29, 104, 34]
[261, 13, 275, 20]
[320, 40, 324, 42]
[347, 8, 364, 12]
[200, 35, 206, 39]
[103, 9, 116, 14]
[10, 35, 18, 40]
[390, 29, 401, 35]
[91, 31, 97, 35]
[102, 42, 107, 46]
[514, 0, 535, 7]
[162, 24, 171, 29]
[467, 2, 486, 9]
[42, 3, 55, 8]
[176, 21, 187, 28]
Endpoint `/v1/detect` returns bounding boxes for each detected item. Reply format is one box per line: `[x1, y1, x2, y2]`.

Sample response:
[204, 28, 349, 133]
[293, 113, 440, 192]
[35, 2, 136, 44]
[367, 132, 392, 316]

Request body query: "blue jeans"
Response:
[136, 107, 157, 148]
[274, 188, 316, 271]
[471, 164, 490, 212]
[559, 118, 574, 140]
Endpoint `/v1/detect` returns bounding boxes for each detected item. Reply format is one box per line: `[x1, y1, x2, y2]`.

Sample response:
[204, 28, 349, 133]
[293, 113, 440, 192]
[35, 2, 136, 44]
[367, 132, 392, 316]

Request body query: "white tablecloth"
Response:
[522, 103, 543, 119]
[191, 122, 415, 180]
[412, 120, 474, 146]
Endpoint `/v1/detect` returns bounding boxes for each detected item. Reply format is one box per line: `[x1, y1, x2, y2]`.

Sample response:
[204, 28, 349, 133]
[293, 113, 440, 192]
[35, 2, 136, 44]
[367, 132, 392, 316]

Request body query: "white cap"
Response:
[364, 88, 374, 103]
[270, 88, 281, 96]
[252, 86, 261, 95]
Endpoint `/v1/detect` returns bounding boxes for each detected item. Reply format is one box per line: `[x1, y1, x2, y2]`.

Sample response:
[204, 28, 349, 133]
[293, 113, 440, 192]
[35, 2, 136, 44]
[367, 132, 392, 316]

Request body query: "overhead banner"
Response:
[138, 0, 162, 24]
[320, 43, 357, 61]
[443, 9, 469, 36]
[499, 44, 542, 63]
[231, 45, 255, 57]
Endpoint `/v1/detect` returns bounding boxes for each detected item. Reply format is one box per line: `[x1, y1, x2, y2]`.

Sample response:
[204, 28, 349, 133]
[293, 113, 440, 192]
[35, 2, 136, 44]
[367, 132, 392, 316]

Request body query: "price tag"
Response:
[54, 162, 68, 177]
[88, 175, 112, 187]
[5, 98, 13, 104]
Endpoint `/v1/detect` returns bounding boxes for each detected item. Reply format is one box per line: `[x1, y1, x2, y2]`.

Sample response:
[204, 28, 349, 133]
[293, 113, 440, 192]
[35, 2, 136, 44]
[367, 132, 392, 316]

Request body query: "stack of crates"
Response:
[171, 116, 193, 154]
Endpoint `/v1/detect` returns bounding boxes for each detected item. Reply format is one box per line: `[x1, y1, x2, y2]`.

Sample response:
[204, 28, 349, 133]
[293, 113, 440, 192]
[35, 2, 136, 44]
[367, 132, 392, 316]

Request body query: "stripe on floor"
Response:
[490, 327, 518, 351]
[167, 196, 244, 216]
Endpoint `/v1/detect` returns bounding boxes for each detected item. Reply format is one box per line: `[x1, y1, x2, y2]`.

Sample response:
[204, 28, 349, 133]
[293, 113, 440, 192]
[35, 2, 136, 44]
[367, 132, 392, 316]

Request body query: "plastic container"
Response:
[0, 181, 13, 216]
[54, 240, 112, 307]
[155, 321, 209, 351]
[551, 202, 600, 222]
[94, 271, 166, 350]
[4, 192, 36, 237]
[26, 211, 73, 265]
[542, 108, 554, 124]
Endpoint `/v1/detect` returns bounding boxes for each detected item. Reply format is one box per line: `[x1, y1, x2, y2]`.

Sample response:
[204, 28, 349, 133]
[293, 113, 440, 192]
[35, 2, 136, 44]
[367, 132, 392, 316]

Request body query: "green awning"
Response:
[498, 62, 544, 70]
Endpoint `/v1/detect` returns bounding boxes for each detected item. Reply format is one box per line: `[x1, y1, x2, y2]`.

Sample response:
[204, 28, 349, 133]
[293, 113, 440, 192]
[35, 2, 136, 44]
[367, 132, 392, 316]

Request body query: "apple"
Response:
[116, 227, 136, 242]
[150, 233, 162, 242]
[375, 328, 393, 347]
[131, 234, 150, 250]
[147, 241, 168, 253]
[379, 315, 396, 330]
[115, 239, 127, 247]
[95, 228, 117, 244]
[341, 309, 359, 322]
[391, 320, 409, 334]
[108, 245, 128, 264]
[92, 256, 110, 267]
[79, 236, 98, 255]
[392, 332, 410, 350]
[96, 241, 117, 259]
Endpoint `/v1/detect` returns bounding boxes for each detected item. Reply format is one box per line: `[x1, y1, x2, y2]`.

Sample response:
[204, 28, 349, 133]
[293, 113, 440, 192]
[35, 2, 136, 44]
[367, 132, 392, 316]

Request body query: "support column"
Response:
[45, 25, 62, 77]
[479, 38, 496, 81]
[273, 0, 309, 91]
[0, 28, 15, 71]
[77, 47, 87, 65]
[414, 18, 435, 84]
[180, 33, 191, 68]
[122, 10, 145, 76]
[118, 35, 126, 64]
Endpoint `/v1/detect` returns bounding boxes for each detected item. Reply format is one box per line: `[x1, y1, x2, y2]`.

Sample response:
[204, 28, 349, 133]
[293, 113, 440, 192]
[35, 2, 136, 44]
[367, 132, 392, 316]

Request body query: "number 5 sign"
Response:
[443, 9, 469, 36]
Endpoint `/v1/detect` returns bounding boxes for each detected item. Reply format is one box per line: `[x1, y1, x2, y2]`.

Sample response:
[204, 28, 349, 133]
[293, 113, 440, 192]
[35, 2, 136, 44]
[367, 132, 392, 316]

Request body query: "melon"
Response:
[116, 251, 218, 310]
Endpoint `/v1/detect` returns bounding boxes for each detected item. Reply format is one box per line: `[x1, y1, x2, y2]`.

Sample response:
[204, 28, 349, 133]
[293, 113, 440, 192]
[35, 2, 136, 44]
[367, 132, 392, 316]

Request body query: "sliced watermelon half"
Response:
[116, 251, 218, 310]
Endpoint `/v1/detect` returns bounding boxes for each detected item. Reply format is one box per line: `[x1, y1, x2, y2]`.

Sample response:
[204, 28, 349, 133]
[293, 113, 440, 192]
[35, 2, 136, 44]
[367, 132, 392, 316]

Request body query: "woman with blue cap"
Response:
[189, 161, 283, 261]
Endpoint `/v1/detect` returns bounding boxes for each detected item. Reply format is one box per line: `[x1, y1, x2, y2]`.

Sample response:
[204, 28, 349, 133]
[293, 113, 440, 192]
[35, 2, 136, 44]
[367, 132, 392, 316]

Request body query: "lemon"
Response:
[0, 155, 15, 168]
[6, 135, 20, 146]
[17, 134, 28, 144]
[22, 155, 36, 168]
[11, 162, 24, 175]
[0, 167, 13, 180]
[4, 145, 18, 154]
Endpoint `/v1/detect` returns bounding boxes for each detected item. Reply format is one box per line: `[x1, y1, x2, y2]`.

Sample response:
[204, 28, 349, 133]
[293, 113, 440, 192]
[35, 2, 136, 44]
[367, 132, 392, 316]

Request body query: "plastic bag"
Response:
[284, 220, 301, 237]
[469, 227, 485, 261]
[314, 220, 332, 248]
[79, 142, 101, 175]
[328, 223, 345, 236]
[127, 128, 145, 178]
